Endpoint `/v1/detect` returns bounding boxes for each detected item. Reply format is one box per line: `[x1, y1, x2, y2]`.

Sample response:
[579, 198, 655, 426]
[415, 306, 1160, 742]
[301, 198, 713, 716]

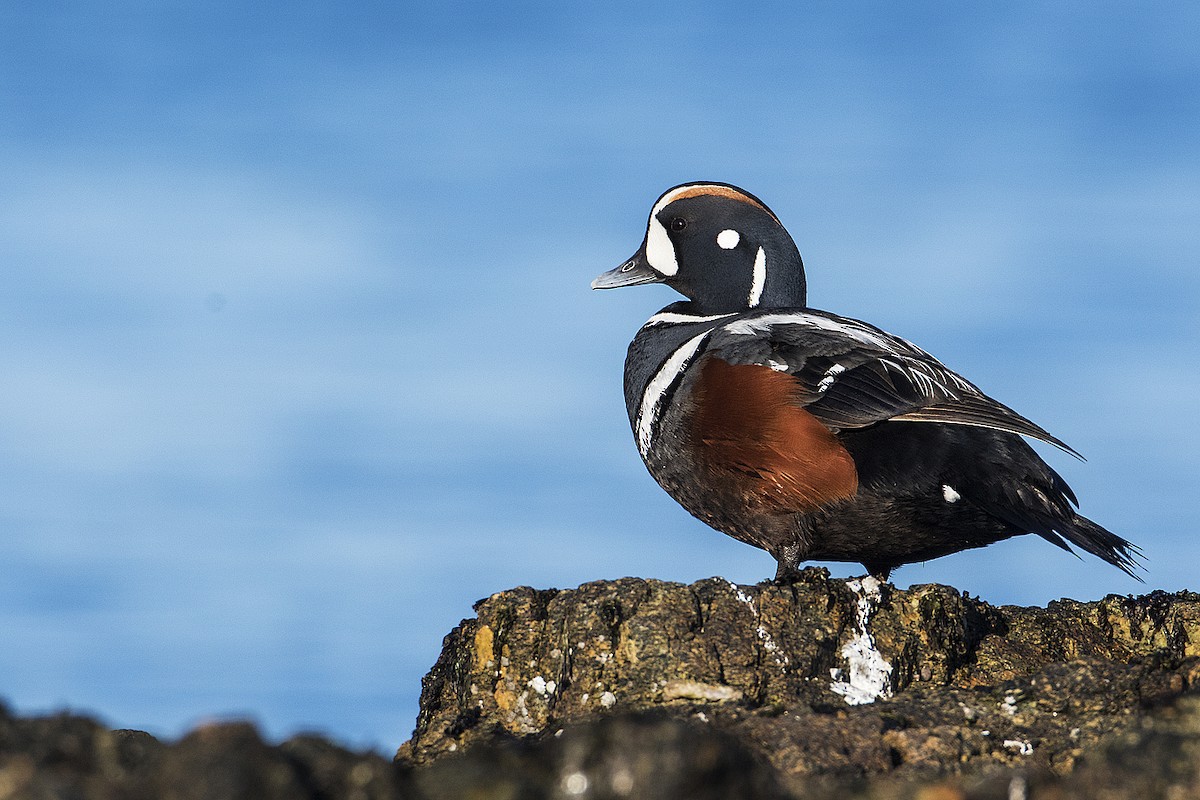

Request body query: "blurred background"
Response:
[1, 1, 1197, 752]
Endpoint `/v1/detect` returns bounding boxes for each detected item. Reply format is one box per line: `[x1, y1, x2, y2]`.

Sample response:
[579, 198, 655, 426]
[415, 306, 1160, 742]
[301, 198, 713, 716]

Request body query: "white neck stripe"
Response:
[748, 246, 766, 307]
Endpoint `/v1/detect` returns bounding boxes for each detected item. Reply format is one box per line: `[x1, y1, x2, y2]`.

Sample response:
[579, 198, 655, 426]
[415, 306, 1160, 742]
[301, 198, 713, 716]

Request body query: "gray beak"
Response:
[591, 250, 663, 290]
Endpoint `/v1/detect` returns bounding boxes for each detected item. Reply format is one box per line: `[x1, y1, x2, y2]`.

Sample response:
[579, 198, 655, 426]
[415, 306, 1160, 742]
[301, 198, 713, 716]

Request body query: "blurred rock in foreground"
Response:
[0, 710, 406, 799]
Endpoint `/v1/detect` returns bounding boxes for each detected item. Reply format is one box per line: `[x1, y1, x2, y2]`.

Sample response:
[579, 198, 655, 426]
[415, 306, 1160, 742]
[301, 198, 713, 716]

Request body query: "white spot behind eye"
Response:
[942, 485, 961, 503]
[716, 229, 740, 249]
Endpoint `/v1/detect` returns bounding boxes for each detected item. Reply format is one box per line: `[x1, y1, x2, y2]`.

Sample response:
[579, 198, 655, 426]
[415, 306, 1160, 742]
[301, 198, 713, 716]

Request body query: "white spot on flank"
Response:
[716, 228, 740, 249]
[748, 246, 766, 307]
[636, 330, 712, 456]
[644, 215, 678, 276]
[766, 359, 789, 372]
[817, 363, 846, 392]
[942, 484, 961, 503]
[830, 576, 893, 705]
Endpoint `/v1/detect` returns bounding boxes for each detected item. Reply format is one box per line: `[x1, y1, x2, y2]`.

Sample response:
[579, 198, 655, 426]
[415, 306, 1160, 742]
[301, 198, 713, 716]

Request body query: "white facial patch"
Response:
[716, 229, 740, 249]
[942, 485, 961, 503]
[748, 246, 767, 307]
[644, 216, 678, 276]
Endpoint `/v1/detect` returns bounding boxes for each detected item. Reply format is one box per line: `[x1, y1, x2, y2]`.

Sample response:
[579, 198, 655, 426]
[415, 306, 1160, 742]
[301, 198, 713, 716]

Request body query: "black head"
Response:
[593, 182, 807, 313]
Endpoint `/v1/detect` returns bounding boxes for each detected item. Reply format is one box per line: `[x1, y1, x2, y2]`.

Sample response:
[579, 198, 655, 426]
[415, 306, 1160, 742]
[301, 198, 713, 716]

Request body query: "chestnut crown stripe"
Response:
[650, 183, 781, 226]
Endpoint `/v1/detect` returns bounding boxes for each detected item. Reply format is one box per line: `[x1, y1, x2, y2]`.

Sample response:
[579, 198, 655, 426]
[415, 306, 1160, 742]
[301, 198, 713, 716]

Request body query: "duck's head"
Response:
[593, 182, 807, 313]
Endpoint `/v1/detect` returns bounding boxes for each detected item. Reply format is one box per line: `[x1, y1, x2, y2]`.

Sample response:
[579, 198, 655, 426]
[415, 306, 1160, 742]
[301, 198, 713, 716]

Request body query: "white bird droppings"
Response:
[942, 484, 962, 503]
[716, 228, 740, 249]
[1003, 739, 1034, 756]
[725, 581, 788, 668]
[829, 576, 894, 705]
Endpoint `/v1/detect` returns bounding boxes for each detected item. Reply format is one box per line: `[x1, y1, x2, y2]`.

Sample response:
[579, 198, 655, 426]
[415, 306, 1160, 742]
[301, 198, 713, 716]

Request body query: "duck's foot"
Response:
[772, 544, 805, 585]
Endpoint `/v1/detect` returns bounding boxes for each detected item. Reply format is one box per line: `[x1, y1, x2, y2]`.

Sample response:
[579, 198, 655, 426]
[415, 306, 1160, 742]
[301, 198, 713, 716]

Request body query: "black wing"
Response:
[703, 309, 1082, 458]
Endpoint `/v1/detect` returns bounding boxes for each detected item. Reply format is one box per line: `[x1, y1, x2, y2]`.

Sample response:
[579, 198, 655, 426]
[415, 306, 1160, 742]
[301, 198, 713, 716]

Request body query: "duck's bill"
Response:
[591, 253, 662, 290]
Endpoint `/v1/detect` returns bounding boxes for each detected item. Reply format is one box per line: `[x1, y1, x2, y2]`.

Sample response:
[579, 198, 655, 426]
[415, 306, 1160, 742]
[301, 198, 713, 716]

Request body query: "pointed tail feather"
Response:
[1037, 515, 1144, 581]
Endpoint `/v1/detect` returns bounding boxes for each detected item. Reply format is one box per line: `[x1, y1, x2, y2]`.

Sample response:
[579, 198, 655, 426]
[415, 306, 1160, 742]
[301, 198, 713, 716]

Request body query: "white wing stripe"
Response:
[817, 363, 846, 392]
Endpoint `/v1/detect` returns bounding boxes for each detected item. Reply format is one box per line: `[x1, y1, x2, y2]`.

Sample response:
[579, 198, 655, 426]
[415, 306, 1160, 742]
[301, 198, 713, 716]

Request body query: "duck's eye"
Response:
[670, 217, 688, 232]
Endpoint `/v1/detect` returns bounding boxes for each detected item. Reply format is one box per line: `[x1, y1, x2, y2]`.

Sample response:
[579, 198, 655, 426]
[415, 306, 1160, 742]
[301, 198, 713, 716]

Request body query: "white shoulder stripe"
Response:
[723, 312, 893, 350]
[636, 330, 712, 457]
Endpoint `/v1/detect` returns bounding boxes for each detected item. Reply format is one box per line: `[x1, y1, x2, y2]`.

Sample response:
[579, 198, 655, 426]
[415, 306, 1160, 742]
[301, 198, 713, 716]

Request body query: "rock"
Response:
[398, 568, 1200, 798]
[410, 712, 790, 800]
[0, 703, 409, 799]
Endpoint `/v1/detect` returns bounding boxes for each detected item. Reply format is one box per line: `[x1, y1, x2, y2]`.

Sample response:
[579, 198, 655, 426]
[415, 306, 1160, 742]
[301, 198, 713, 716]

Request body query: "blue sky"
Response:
[2, 2, 1197, 750]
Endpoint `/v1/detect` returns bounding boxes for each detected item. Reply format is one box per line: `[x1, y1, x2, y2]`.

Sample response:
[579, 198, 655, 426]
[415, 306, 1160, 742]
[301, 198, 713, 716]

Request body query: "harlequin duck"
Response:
[592, 181, 1141, 583]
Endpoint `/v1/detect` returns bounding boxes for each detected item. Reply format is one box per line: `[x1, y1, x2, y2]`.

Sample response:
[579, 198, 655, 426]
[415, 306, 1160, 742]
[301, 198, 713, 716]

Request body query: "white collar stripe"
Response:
[636, 330, 713, 456]
[644, 311, 736, 327]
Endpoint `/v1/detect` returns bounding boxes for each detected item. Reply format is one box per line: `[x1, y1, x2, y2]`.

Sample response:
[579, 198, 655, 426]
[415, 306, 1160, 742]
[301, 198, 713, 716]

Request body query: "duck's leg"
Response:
[860, 561, 893, 584]
[771, 542, 805, 585]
